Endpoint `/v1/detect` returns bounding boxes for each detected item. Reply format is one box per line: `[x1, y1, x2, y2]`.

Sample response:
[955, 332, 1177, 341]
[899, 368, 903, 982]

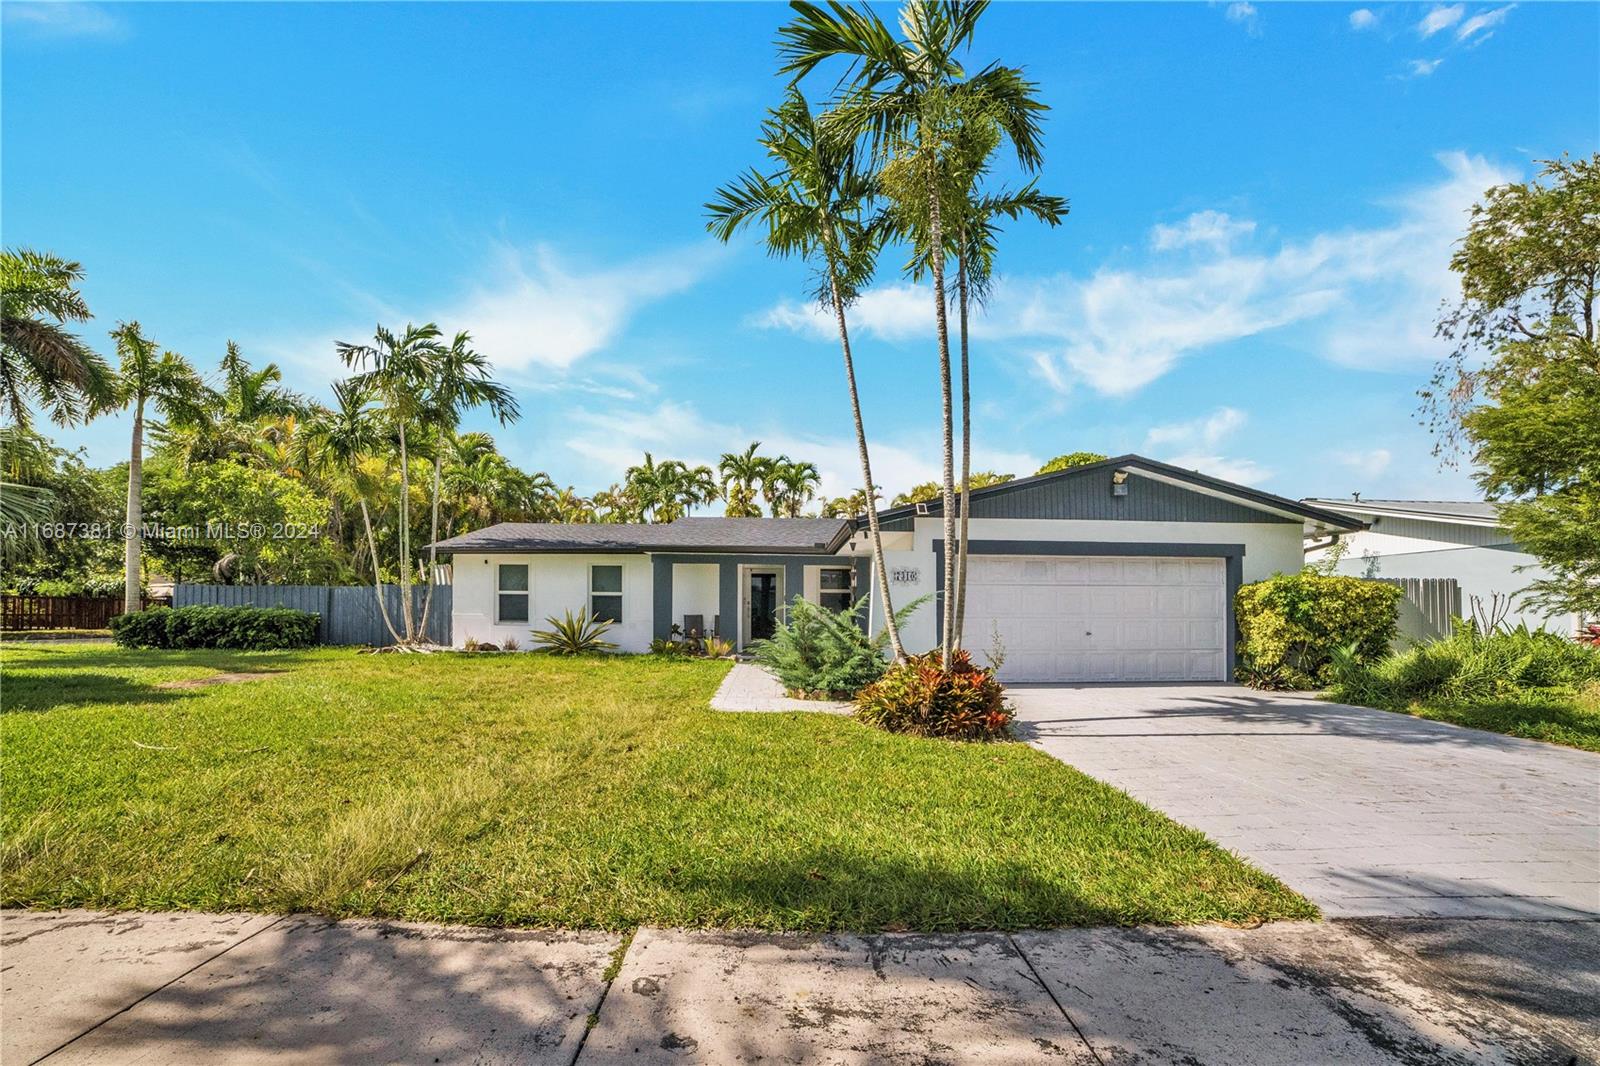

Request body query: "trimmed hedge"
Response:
[1236, 572, 1401, 689]
[110, 605, 320, 650]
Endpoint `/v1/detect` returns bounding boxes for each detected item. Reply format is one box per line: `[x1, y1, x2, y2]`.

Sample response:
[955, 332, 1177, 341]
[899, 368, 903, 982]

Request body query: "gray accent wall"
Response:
[959, 469, 1296, 523]
[651, 554, 869, 642]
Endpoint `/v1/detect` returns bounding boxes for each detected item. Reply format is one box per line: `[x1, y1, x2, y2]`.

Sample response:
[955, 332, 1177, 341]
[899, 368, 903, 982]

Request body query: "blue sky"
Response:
[5, 1, 1597, 505]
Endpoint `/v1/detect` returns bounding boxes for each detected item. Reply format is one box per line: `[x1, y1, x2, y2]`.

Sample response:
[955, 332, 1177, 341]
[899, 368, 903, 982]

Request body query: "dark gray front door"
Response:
[748, 572, 778, 641]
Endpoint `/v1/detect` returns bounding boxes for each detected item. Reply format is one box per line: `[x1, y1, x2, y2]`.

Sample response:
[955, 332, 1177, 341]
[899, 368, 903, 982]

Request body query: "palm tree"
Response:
[108, 323, 205, 613]
[304, 378, 403, 641]
[706, 86, 909, 659]
[549, 486, 596, 523]
[0, 248, 115, 428]
[719, 441, 772, 517]
[772, 458, 822, 516]
[337, 323, 445, 642]
[417, 332, 519, 638]
[780, 0, 1048, 661]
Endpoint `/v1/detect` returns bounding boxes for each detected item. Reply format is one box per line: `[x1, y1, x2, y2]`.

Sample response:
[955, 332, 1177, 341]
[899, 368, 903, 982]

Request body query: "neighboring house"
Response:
[432, 454, 1359, 683]
[1302, 498, 1581, 637]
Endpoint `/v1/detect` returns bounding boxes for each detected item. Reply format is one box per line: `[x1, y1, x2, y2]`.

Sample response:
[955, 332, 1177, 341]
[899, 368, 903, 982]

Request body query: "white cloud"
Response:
[1331, 448, 1393, 478]
[437, 242, 721, 373]
[564, 399, 1039, 505]
[1348, 8, 1379, 30]
[1417, 4, 1464, 36]
[2, 2, 124, 38]
[1225, 2, 1261, 34]
[1405, 58, 1444, 77]
[1150, 210, 1257, 252]
[1142, 407, 1266, 483]
[1456, 4, 1514, 41]
[757, 282, 931, 343]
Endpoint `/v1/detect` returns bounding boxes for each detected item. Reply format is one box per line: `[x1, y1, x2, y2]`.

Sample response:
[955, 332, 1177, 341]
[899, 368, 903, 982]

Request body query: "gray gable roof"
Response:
[428, 516, 854, 555]
[875, 454, 1364, 530]
[1302, 499, 1501, 524]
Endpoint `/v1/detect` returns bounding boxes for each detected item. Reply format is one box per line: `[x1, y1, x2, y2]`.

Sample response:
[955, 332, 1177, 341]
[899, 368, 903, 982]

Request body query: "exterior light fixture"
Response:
[1111, 469, 1130, 496]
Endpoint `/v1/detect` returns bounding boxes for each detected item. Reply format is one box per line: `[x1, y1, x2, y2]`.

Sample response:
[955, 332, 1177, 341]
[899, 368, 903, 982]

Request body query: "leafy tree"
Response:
[158, 342, 311, 468]
[0, 426, 120, 582]
[624, 452, 719, 522]
[770, 458, 823, 516]
[1423, 154, 1600, 619]
[891, 471, 1012, 507]
[0, 248, 114, 428]
[782, 0, 1048, 660]
[719, 441, 773, 517]
[1036, 451, 1106, 475]
[821, 486, 877, 518]
[108, 322, 206, 613]
[337, 323, 446, 642]
[707, 86, 909, 659]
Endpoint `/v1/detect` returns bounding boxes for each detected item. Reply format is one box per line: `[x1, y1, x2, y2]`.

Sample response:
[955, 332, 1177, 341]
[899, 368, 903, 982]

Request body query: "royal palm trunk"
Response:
[122, 399, 144, 615]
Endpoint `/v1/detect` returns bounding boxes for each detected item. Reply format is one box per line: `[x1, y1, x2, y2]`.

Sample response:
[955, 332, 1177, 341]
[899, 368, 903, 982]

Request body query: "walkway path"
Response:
[1010, 683, 1600, 919]
[4, 909, 1594, 1064]
[708, 661, 850, 713]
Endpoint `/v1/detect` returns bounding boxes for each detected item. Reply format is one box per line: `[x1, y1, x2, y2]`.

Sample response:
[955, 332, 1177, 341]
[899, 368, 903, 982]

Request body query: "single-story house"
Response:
[1302, 498, 1582, 637]
[431, 454, 1362, 682]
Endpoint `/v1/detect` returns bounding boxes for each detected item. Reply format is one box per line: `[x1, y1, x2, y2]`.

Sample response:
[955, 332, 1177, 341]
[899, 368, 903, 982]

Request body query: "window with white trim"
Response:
[590, 565, 623, 623]
[818, 566, 853, 613]
[497, 564, 529, 623]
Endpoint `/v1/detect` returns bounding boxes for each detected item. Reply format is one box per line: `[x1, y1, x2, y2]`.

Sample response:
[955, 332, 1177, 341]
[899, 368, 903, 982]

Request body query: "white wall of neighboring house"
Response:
[1316, 532, 1580, 635]
[452, 552, 655, 652]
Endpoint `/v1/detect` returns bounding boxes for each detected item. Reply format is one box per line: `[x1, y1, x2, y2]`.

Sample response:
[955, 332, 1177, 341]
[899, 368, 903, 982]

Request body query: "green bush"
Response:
[1236, 572, 1401, 689]
[109, 605, 320, 650]
[1330, 623, 1600, 707]
[854, 649, 1013, 740]
[750, 594, 924, 698]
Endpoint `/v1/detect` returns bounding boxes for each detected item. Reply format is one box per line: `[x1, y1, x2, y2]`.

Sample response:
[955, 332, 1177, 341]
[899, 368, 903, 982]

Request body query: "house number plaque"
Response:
[890, 568, 921, 584]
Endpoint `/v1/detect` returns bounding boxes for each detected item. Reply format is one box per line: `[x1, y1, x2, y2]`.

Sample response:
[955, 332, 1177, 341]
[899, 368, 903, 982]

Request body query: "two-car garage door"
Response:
[959, 555, 1227, 683]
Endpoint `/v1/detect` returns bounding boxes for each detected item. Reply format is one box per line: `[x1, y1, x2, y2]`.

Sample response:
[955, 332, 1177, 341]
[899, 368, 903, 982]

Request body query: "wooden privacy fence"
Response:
[1, 595, 169, 632]
[1372, 577, 1461, 643]
[172, 584, 451, 647]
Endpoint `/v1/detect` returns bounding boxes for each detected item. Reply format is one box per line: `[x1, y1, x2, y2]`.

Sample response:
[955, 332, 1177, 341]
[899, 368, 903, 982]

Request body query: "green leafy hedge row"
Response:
[1236, 572, 1401, 689]
[1330, 624, 1600, 707]
[110, 605, 320, 650]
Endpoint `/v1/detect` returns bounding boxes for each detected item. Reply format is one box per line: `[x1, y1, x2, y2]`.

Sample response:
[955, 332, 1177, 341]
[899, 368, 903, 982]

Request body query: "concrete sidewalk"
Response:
[5, 910, 1595, 1064]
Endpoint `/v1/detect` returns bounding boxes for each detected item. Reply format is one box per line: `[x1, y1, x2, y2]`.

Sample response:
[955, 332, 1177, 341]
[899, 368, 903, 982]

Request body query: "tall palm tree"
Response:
[337, 323, 445, 642]
[417, 332, 519, 638]
[706, 86, 909, 659]
[772, 458, 822, 516]
[781, 0, 1047, 661]
[719, 441, 772, 517]
[304, 378, 402, 641]
[108, 323, 205, 614]
[0, 248, 115, 428]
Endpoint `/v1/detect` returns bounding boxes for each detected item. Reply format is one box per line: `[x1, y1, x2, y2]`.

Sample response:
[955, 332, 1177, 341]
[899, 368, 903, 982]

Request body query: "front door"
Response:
[748, 571, 778, 642]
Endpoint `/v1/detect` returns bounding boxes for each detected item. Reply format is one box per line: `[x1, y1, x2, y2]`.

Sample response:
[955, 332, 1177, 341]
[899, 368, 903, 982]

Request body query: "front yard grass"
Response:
[1, 643, 1314, 930]
[1352, 687, 1600, 753]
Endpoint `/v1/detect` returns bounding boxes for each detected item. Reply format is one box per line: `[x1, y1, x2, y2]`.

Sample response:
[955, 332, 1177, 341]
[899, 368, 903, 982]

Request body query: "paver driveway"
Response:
[1009, 684, 1600, 918]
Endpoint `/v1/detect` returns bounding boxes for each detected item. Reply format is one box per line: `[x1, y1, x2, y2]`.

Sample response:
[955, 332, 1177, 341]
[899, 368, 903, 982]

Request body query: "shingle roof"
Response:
[427, 517, 854, 555]
[1301, 499, 1501, 523]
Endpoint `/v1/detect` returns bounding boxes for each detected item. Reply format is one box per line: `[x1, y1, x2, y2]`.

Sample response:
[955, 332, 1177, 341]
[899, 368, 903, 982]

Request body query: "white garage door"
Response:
[960, 555, 1227, 682]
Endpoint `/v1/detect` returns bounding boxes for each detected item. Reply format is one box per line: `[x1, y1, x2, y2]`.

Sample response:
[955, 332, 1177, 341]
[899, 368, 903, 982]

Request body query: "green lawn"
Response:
[1, 643, 1314, 930]
[1358, 687, 1600, 753]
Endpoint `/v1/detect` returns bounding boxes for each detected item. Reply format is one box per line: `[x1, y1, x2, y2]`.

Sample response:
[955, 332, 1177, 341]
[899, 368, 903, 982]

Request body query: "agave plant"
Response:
[531, 608, 618, 655]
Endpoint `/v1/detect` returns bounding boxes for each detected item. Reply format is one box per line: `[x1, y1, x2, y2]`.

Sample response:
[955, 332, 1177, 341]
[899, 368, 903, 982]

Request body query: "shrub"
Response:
[1330, 622, 1600, 707]
[531, 608, 617, 655]
[109, 605, 320, 650]
[854, 649, 1013, 740]
[702, 635, 735, 659]
[1235, 572, 1401, 689]
[751, 594, 925, 698]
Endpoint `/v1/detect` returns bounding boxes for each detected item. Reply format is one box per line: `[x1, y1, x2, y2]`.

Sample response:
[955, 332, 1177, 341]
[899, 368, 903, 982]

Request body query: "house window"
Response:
[819, 567, 853, 613]
[591, 565, 623, 623]
[497, 564, 529, 623]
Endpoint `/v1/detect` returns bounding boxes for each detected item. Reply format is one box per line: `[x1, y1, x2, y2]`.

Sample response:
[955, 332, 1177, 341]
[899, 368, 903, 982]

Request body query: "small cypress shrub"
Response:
[750, 595, 888, 698]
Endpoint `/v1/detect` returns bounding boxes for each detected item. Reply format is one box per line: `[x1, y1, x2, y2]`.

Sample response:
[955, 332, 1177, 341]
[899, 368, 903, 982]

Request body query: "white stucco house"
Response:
[430, 454, 1361, 683]
[1302, 498, 1583, 637]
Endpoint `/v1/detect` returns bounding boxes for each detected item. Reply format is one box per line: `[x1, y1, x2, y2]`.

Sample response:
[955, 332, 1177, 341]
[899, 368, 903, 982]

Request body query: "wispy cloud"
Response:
[1348, 8, 1379, 30]
[1404, 58, 1444, 77]
[759, 153, 1519, 400]
[1142, 407, 1267, 483]
[1150, 210, 1257, 252]
[2, 2, 125, 39]
[435, 242, 724, 373]
[1331, 448, 1393, 479]
[1224, 1, 1262, 35]
[1418, 4, 1464, 36]
[1456, 4, 1514, 41]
